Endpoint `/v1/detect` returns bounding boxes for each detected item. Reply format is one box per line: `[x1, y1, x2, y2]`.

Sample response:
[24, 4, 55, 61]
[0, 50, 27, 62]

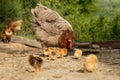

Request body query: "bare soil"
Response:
[0, 42, 120, 80]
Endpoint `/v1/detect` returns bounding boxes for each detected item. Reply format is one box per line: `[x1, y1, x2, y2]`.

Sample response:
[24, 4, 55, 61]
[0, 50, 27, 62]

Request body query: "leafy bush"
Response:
[0, 0, 120, 41]
[0, 0, 39, 39]
[41, 0, 120, 42]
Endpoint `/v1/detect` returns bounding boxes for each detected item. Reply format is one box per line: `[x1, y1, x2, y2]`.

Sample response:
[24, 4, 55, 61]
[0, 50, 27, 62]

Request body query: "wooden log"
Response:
[92, 40, 120, 49]
[75, 42, 92, 48]
[75, 40, 120, 49]
[82, 49, 101, 53]
[11, 35, 42, 49]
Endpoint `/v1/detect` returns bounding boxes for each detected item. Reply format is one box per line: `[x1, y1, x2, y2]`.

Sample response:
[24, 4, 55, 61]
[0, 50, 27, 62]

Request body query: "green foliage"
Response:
[0, 0, 23, 22]
[110, 15, 120, 40]
[0, 0, 40, 39]
[41, 0, 120, 42]
[41, 0, 99, 41]
[0, 0, 120, 41]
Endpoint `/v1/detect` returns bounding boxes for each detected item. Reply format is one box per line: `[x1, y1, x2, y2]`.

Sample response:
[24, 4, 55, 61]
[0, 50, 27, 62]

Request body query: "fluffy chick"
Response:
[56, 48, 68, 58]
[43, 47, 57, 60]
[43, 47, 50, 57]
[43, 47, 56, 56]
[74, 49, 82, 59]
[28, 54, 43, 73]
[83, 54, 98, 73]
[1, 18, 13, 43]
[1, 27, 13, 43]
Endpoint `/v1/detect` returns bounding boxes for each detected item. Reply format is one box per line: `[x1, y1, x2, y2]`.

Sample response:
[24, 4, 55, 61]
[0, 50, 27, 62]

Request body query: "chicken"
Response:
[12, 19, 23, 34]
[1, 18, 13, 43]
[28, 54, 43, 73]
[49, 51, 57, 60]
[2, 27, 13, 43]
[43, 47, 50, 57]
[74, 49, 82, 59]
[56, 48, 68, 58]
[83, 54, 98, 73]
[43, 47, 57, 60]
[43, 47, 56, 56]
[43, 47, 68, 59]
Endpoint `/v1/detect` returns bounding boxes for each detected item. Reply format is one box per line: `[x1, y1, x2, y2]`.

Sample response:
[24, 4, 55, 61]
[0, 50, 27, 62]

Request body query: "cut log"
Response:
[11, 35, 42, 49]
[82, 49, 101, 53]
[75, 42, 92, 48]
[92, 40, 120, 49]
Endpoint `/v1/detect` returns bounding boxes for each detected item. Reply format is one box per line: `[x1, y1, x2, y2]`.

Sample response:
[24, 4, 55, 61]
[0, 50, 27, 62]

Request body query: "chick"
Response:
[1, 27, 13, 43]
[43, 47, 57, 60]
[28, 54, 43, 73]
[49, 51, 57, 60]
[74, 49, 82, 59]
[1, 18, 13, 43]
[83, 54, 98, 73]
[43, 47, 56, 56]
[43, 47, 50, 57]
[56, 48, 68, 58]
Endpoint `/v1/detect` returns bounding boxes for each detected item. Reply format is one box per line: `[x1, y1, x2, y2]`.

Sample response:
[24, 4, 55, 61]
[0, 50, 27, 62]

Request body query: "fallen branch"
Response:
[11, 35, 42, 49]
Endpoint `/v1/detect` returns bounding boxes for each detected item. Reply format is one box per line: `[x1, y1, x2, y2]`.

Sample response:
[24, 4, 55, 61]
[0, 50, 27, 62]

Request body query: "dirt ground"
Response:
[0, 42, 120, 80]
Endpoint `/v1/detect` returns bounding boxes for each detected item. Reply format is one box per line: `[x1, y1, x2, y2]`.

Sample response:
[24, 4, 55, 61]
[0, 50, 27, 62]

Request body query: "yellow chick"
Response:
[43, 47, 57, 60]
[74, 49, 82, 59]
[56, 48, 68, 58]
[43, 47, 50, 57]
[83, 54, 98, 73]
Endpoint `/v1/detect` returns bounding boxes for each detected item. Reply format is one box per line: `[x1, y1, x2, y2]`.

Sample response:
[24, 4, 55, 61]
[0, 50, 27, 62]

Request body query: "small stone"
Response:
[52, 75, 62, 78]
[69, 70, 74, 72]
[107, 69, 112, 72]
[13, 64, 17, 67]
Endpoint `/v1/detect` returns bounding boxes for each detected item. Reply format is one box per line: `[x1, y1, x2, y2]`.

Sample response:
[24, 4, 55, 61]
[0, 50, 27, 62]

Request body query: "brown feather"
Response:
[58, 28, 75, 49]
[1, 18, 13, 43]
[28, 54, 43, 72]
